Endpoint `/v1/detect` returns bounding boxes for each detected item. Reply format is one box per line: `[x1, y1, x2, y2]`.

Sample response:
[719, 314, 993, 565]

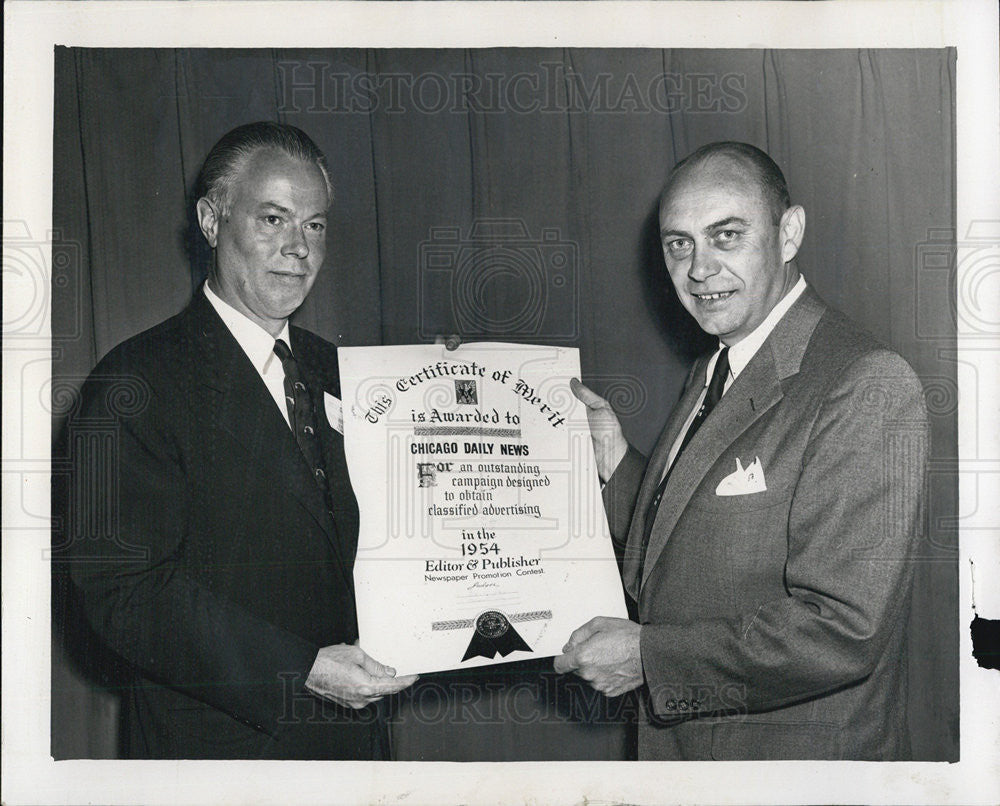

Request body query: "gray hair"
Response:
[195, 121, 333, 215]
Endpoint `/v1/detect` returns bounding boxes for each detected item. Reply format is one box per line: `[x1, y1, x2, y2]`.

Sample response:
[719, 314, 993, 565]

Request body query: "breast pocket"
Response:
[687, 484, 792, 514]
[684, 485, 794, 616]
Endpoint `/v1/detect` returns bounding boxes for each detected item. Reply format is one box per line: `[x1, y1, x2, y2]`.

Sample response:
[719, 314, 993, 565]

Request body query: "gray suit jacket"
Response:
[604, 287, 927, 760]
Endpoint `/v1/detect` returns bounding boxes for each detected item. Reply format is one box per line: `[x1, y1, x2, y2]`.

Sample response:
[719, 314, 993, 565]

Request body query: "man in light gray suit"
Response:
[555, 142, 927, 760]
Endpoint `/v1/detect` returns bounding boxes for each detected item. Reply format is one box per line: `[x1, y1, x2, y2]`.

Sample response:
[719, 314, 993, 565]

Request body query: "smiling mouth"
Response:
[692, 291, 734, 301]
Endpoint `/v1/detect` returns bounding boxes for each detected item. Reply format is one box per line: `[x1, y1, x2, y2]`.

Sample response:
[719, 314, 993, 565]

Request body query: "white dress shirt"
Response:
[662, 275, 807, 475]
[203, 283, 293, 428]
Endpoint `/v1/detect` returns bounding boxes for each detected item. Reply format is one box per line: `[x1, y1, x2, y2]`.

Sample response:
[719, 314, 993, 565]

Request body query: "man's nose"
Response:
[281, 227, 309, 259]
[688, 246, 719, 281]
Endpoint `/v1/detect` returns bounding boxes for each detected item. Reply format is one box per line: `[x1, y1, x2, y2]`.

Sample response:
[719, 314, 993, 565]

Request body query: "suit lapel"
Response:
[290, 333, 360, 569]
[182, 296, 338, 546]
[622, 361, 708, 598]
[636, 286, 827, 595]
[639, 351, 784, 590]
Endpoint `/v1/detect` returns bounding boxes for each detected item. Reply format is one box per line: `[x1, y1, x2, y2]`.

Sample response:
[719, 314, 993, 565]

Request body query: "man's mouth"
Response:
[692, 291, 734, 301]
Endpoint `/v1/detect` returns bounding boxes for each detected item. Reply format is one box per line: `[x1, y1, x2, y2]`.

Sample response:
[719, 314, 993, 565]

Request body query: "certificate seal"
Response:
[476, 611, 510, 639]
[461, 609, 531, 662]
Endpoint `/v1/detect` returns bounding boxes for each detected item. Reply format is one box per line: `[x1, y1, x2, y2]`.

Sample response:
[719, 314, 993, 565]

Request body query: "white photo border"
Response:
[3, 1, 998, 804]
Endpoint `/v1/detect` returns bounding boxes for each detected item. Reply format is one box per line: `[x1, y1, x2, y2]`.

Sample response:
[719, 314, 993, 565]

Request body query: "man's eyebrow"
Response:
[257, 201, 327, 219]
[660, 216, 753, 241]
[704, 216, 750, 231]
[659, 226, 689, 239]
[257, 201, 293, 215]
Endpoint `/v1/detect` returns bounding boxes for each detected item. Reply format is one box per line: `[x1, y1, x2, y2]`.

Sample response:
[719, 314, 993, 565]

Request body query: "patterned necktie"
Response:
[638, 347, 730, 572]
[273, 338, 330, 496]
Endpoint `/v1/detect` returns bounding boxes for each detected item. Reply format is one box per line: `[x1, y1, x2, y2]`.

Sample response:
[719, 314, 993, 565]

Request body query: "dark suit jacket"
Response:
[59, 290, 385, 759]
[603, 287, 927, 760]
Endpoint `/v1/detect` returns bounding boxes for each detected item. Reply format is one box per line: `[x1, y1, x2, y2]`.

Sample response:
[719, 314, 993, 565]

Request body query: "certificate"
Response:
[339, 343, 628, 675]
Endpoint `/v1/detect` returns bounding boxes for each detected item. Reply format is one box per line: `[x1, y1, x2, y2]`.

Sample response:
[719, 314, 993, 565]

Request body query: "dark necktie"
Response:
[273, 338, 330, 497]
[638, 347, 730, 572]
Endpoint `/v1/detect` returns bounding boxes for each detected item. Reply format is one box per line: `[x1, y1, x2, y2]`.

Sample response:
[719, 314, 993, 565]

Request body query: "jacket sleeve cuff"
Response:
[640, 623, 722, 720]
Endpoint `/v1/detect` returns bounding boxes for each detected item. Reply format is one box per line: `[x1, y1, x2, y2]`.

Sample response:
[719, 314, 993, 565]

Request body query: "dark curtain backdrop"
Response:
[51, 47, 958, 761]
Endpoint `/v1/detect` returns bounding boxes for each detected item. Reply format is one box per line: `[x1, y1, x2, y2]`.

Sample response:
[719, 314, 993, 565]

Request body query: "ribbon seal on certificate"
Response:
[461, 610, 531, 662]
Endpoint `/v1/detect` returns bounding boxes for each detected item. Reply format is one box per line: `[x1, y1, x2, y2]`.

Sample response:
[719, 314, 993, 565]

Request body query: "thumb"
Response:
[553, 648, 580, 674]
[434, 334, 462, 351]
[570, 377, 608, 409]
[357, 649, 395, 678]
[563, 618, 602, 652]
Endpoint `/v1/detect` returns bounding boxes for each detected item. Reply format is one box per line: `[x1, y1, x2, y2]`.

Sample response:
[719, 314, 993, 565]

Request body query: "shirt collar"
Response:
[203, 282, 290, 374]
[720, 275, 807, 383]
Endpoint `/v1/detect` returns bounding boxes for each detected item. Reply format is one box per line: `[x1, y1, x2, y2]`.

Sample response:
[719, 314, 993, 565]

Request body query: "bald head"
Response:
[662, 142, 791, 226]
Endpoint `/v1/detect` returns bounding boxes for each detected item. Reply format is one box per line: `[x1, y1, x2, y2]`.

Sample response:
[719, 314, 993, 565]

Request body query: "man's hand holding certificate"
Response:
[339, 343, 628, 675]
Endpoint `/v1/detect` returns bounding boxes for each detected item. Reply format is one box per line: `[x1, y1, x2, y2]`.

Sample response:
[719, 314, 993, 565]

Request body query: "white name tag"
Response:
[324, 392, 344, 434]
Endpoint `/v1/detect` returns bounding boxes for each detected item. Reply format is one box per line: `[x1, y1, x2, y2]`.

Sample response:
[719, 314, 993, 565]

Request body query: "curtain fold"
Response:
[51, 46, 958, 761]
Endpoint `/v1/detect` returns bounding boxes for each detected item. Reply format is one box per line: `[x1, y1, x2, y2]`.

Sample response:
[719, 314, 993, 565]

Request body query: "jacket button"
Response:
[665, 699, 676, 711]
[315, 467, 326, 479]
[691, 699, 701, 710]
[678, 699, 689, 711]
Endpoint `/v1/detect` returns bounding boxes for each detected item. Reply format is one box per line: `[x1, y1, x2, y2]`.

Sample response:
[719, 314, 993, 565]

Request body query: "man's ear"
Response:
[778, 205, 806, 264]
[196, 197, 221, 249]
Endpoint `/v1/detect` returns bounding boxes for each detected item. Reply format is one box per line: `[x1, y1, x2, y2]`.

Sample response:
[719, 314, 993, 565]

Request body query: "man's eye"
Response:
[263, 215, 282, 226]
[305, 222, 326, 233]
[665, 239, 693, 257]
[715, 229, 741, 244]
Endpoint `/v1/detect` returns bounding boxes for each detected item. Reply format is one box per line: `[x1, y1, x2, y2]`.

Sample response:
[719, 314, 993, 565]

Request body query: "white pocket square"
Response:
[715, 456, 767, 496]
[324, 392, 344, 435]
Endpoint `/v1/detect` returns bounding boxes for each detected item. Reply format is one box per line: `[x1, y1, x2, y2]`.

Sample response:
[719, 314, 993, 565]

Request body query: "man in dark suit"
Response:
[555, 142, 927, 760]
[60, 122, 416, 758]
